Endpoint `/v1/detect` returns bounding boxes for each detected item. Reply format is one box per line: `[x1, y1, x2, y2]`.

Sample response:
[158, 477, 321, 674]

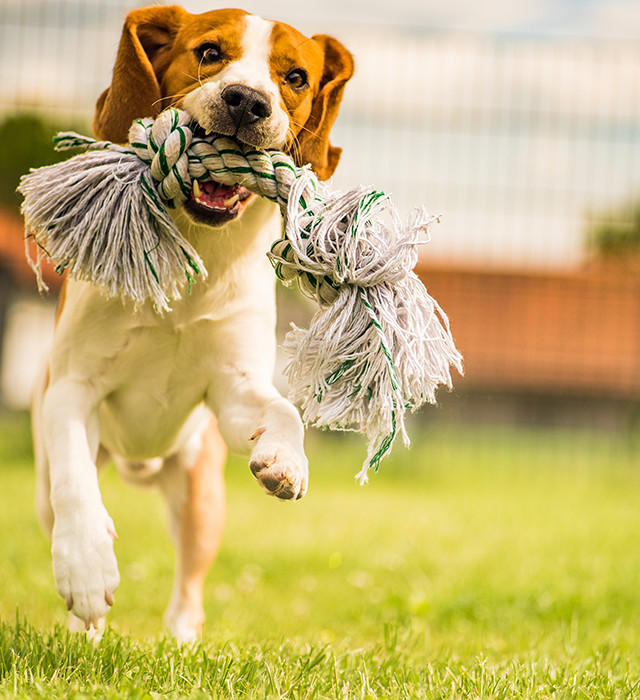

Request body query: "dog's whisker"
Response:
[293, 36, 316, 52]
[151, 92, 191, 109]
[197, 59, 206, 88]
[183, 69, 205, 89]
[289, 119, 321, 141]
[285, 128, 303, 165]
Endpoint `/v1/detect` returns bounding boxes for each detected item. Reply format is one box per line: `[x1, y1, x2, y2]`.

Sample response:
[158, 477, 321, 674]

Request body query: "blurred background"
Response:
[1, 0, 640, 448]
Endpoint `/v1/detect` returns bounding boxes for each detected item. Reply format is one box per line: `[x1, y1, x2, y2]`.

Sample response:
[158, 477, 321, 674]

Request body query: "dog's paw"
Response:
[51, 505, 120, 628]
[249, 433, 308, 500]
[164, 602, 203, 646]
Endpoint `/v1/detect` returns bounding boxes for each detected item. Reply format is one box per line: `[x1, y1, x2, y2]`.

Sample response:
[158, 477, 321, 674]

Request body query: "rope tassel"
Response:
[275, 177, 463, 482]
[18, 107, 463, 480]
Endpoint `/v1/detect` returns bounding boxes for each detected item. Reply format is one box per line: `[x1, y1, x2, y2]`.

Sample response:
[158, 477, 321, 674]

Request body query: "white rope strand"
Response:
[18, 107, 463, 479]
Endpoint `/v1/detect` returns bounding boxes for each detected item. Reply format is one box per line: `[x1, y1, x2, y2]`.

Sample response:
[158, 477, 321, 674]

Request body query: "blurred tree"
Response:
[589, 201, 640, 258]
[0, 113, 73, 213]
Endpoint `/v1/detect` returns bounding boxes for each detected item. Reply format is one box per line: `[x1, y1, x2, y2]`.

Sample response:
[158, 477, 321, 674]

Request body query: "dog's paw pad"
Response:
[249, 447, 307, 501]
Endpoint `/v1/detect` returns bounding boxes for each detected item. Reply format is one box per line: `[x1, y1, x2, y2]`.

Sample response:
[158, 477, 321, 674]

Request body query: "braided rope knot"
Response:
[19, 106, 463, 482]
[126, 109, 339, 304]
[128, 109, 194, 205]
[126, 108, 317, 214]
[269, 184, 433, 306]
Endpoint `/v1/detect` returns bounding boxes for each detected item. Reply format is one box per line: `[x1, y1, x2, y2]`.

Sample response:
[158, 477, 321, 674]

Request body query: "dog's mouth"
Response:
[186, 179, 253, 223]
[183, 125, 255, 226]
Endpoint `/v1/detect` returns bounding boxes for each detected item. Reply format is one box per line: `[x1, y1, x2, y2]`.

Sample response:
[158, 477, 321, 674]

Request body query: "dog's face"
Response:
[94, 6, 354, 226]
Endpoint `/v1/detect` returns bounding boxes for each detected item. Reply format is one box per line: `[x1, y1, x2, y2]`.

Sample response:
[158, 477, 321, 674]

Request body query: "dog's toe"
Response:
[52, 506, 120, 626]
[249, 446, 308, 501]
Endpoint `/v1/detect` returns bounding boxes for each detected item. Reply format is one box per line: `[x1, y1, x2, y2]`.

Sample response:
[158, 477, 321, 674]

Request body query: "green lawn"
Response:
[1, 410, 640, 698]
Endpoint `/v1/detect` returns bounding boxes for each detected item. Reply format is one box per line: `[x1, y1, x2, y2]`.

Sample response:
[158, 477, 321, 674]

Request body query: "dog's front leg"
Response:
[42, 378, 119, 627]
[209, 375, 308, 500]
[247, 395, 308, 500]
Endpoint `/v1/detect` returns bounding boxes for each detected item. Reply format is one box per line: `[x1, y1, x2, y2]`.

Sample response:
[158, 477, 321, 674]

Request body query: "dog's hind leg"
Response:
[32, 362, 54, 537]
[156, 415, 227, 644]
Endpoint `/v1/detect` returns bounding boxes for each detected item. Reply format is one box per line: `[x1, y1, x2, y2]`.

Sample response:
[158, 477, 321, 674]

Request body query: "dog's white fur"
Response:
[36, 197, 305, 638]
[183, 15, 290, 148]
[32, 8, 352, 642]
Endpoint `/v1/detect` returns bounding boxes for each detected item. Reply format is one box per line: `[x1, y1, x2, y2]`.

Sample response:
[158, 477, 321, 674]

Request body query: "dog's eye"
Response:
[285, 68, 308, 90]
[195, 42, 223, 64]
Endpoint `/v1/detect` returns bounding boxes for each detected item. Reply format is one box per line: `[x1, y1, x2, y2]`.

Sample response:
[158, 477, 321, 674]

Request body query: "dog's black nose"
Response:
[221, 84, 272, 128]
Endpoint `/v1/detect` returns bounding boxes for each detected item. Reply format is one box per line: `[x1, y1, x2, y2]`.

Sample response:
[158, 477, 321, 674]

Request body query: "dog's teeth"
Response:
[192, 180, 201, 198]
[224, 194, 239, 207]
[204, 128, 212, 135]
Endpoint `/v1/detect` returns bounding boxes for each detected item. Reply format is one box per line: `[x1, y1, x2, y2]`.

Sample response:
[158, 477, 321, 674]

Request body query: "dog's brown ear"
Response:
[93, 5, 187, 142]
[297, 36, 354, 181]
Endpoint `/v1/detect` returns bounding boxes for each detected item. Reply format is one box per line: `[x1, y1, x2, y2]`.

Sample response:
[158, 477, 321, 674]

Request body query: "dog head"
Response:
[94, 6, 354, 226]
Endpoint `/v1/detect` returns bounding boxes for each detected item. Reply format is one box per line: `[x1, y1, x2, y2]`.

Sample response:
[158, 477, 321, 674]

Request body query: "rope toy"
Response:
[18, 107, 463, 483]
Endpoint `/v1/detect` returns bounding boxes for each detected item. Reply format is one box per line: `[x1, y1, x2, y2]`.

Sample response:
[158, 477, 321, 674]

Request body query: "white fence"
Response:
[2, 1, 639, 270]
[1, 1, 640, 407]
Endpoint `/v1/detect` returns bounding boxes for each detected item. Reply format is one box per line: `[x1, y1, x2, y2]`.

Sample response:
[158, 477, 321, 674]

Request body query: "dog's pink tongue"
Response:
[193, 180, 242, 210]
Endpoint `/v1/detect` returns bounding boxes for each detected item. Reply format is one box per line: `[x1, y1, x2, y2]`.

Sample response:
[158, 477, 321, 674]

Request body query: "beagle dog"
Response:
[32, 5, 353, 642]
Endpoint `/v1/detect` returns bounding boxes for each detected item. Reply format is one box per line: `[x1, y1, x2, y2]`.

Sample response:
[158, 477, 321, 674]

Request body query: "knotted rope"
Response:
[19, 107, 463, 482]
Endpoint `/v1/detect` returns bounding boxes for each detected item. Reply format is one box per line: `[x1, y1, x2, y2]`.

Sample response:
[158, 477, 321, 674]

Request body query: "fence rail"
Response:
[2, 1, 639, 414]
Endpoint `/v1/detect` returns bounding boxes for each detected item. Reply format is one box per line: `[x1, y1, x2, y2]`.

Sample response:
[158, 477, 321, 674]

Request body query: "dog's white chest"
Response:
[97, 316, 220, 459]
[50, 204, 281, 461]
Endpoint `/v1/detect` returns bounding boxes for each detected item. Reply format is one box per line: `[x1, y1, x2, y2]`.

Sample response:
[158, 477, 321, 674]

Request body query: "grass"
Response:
[1, 410, 640, 697]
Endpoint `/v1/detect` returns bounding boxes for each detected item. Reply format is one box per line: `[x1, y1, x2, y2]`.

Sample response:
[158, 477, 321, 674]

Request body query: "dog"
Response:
[32, 5, 353, 642]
